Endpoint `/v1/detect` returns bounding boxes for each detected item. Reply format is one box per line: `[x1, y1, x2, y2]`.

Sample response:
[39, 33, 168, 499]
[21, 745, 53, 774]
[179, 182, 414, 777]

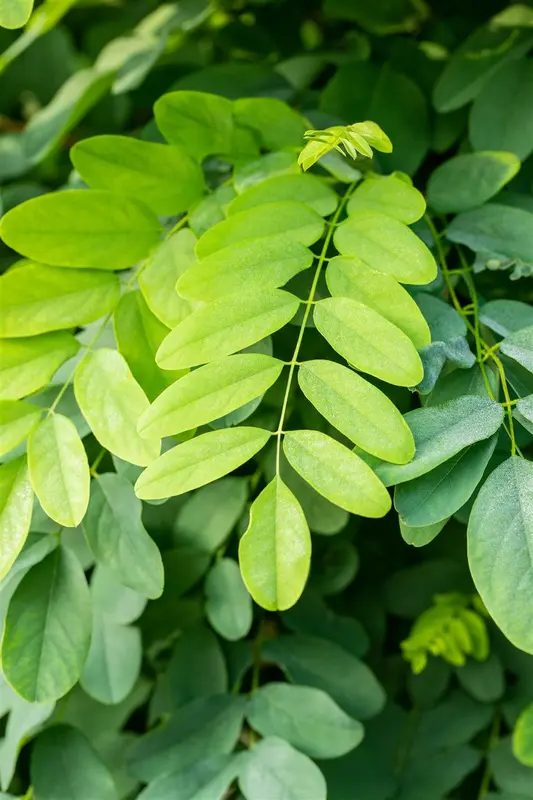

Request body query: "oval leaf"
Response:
[0, 456, 33, 581]
[228, 173, 338, 217]
[239, 476, 311, 611]
[468, 457, 533, 653]
[347, 174, 426, 223]
[205, 557, 253, 642]
[314, 297, 424, 387]
[139, 229, 197, 329]
[0, 190, 161, 269]
[156, 289, 300, 371]
[139, 354, 284, 438]
[2, 546, 92, 702]
[0, 332, 79, 401]
[427, 152, 520, 213]
[238, 737, 327, 800]
[514, 703, 533, 767]
[135, 427, 270, 501]
[0, 400, 42, 457]
[74, 348, 161, 467]
[80, 612, 142, 705]
[284, 430, 391, 518]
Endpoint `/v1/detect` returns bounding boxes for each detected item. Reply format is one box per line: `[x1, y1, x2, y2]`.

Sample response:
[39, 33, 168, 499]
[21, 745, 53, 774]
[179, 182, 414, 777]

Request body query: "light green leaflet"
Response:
[326, 256, 431, 349]
[113, 290, 183, 402]
[154, 91, 234, 162]
[156, 289, 300, 370]
[0, 0, 33, 28]
[0, 263, 120, 338]
[139, 354, 284, 438]
[31, 726, 115, 800]
[0, 457, 33, 581]
[71, 136, 206, 215]
[28, 414, 90, 529]
[195, 201, 324, 258]
[233, 97, 307, 149]
[0, 190, 162, 269]
[80, 612, 142, 705]
[373, 395, 504, 486]
[394, 436, 497, 527]
[283, 430, 391, 518]
[513, 704, 533, 767]
[74, 348, 161, 467]
[239, 476, 311, 612]
[227, 173, 338, 217]
[233, 151, 299, 194]
[468, 457, 533, 653]
[205, 557, 253, 642]
[139, 229, 197, 329]
[0, 401, 41, 457]
[246, 683, 364, 759]
[314, 297, 424, 387]
[135, 427, 271, 500]
[334, 209, 437, 284]
[347, 174, 426, 223]
[500, 326, 533, 373]
[83, 473, 164, 599]
[138, 755, 240, 800]
[0, 332, 79, 401]
[399, 518, 448, 548]
[177, 238, 313, 302]
[427, 152, 520, 213]
[2, 547, 92, 702]
[238, 737, 327, 800]
[299, 360, 414, 465]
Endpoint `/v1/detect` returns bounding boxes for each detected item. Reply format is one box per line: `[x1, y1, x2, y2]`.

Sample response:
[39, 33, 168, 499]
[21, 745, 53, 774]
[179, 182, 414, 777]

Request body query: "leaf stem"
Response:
[477, 708, 501, 799]
[274, 183, 356, 475]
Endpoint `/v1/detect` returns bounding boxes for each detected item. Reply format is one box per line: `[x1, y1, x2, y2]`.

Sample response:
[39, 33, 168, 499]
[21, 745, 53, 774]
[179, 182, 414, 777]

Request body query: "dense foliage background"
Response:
[1, 0, 533, 798]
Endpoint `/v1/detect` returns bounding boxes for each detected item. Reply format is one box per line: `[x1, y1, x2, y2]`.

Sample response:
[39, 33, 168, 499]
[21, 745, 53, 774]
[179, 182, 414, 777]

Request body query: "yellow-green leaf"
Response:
[0, 0, 33, 29]
[298, 359, 414, 463]
[283, 430, 391, 518]
[135, 427, 270, 500]
[156, 289, 300, 371]
[347, 174, 426, 223]
[139, 354, 284, 438]
[74, 349, 160, 467]
[239, 476, 311, 611]
[326, 256, 431, 349]
[227, 173, 338, 218]
[0, 456, 33, 581]
[28, 414, 90, 528]
[334, 210, 437, 284]
[0, 400, 42, 457]
[139, 229, 197, 329]
[314, 297, 424, 387]
[0, 333, 79, 401]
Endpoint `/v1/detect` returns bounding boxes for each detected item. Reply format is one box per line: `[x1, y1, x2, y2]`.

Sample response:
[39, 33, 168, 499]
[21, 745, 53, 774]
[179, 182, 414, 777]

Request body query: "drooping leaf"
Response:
[314, 297, 424, 387]
[228, 173, 338, 217]
[0, 190, 162, 269]
[0, 0, 33, 29]
[156, 289, 300, 370]
[427, 152, 520, 213]
[0, 332, 79, 401]
[177, 238, 313, 302]
[0, 401, 41, 457]
[31, 725, 116, 800]
[468, 457, 533, 653]
[263, 634, 386, 720]
[28, 413, 90, 528]
[284, 430, 391, 518]
[239, 476, 311, 612]
[2, 546, 92, 702]
[74, 348, 161, 467]
[139, 229, 197, 329]
[0, 263, 120, 338]
[373, 396, 504, 486]
[500, 327, 533, 374]
[514, 704, 533, 767]
[155, 91, 234, 162]
[71, 136, 206, 215]
[334, 210, 437, 285]
[195, 201, 324, 258]
[347, 174, 426, 224]
[326, 256, 430, 349]
[298, 360, 414, 463]
[247, 683, 363, 759]
[135, 427, 270, 500]
[394, 436, 498, 527]
[128, 694, 246, 783]
[238, 737, 327, 800]
[83, 473, 164, 599]
[470, 59, 533, 161]
[205, 558, 253, 641]
[446, 204, 533, 266]
[139, 354, 283, 438]
[80, 612, 142, 705]
[399, 518, 448, 548]
[0, 457, 33, 581]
